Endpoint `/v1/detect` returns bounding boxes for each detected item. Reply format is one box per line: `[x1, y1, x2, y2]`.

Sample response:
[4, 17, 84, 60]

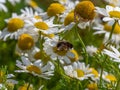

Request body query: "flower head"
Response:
[47, 3, 65, 17]
[96, 5, 120, 25]
[15, 56, 54, 79]
[74, 1, 95, 21]
[44, 38, 79, 64]
[64, 62, 94, 80]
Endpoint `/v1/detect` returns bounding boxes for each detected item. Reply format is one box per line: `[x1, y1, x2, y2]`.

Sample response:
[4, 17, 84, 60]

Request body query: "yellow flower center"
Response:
[34, 51, 50, 63]
[75, 69, 84, 77]
[67, 49, 79, 62]
[109, 11, 120, 19]
[18, 84, 33, 90]
[26, 65, 41, 74]
[64, 11, 74, 26]
[41, 32, 54, 38]
[53, 46, 68, 56]
[87, 83, 98, 90]
[34, 22, 49, 30]
[34, 51, 41, 60]
[105, 74, 117, 82]
[74, 1, 95, 20]
[29, 0, 38, 8]
[104, 22, 120, 34]
[47, 3, 65, 16]
[8, 18, 24, 32]
[18, 34, 34, 50]
[89, 68, 99, 77]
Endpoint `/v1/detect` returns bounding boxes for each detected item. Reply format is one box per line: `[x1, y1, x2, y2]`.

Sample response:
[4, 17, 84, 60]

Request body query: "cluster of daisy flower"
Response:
[0, 0, 120, 89]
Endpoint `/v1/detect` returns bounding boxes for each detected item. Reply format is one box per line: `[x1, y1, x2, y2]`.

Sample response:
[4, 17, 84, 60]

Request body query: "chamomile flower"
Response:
[103, 46, 120, 62]
[43, 38, 79, 64]
[25, 16, 60, 38]
[0, 0, 7, 12]
[15, 56, 54, 79]
[47, 3, 65, 17]
[0, 13, 26, 41]
[15, 31, 39, 55]
[64, 62, 93, 80]
[93, 21, 120, 45]
[96, 5, 120, 25]
[74, 1, 95, 21]
[102, 71, 117, 83]
[8, 0, 20, 6]
[86, 45, 97, 56]
[74, 1, 96, 29]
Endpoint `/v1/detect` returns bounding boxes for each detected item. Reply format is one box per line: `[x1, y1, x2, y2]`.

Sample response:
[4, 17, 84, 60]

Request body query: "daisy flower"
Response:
[103, 46, 120, 62]
[64, 62, 94, 81]
[0, 0, 7, 12]
[47, 3, 65, 17]
[8, 0, 21, 6]
[74, 1, 96, 29]
[24, 16, 60, 38]
[96, 5, 120, 25]
[102, 71, 117, 83]
[0, 13, 26, 41]
[43, 38, 79, 64]
[15, 56, 54, 79]
[15, 32, 38, 55]
[93, 21, 120, 45]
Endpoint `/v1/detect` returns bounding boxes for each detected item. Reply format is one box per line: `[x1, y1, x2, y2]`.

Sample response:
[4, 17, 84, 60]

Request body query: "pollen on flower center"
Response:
[26, 65, 41, 74]
[75, 69, 84, 77]
[53, 47, 68, 56]
[18, 34, 34, 50]
[8, 18, 24, 32]
[104, 22, 120, 34]
[64, 11, 74, 26]
[105, 75, 117, 82]
[109, 11, 120, 19]
[74, 1, 95, 20]
[47, 3, 65, 16]
[34, 22, 49, 30]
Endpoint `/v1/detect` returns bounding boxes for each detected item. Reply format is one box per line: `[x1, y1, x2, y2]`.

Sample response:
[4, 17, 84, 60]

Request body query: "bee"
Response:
[56, 41, 73, 51]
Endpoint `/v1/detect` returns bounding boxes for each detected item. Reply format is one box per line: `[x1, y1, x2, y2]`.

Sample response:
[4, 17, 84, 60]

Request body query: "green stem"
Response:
[116, 78, 120, 90]
[99, 56, 107, 88]
[75, 24, 88, 65]
[108, 20, 117, 40]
